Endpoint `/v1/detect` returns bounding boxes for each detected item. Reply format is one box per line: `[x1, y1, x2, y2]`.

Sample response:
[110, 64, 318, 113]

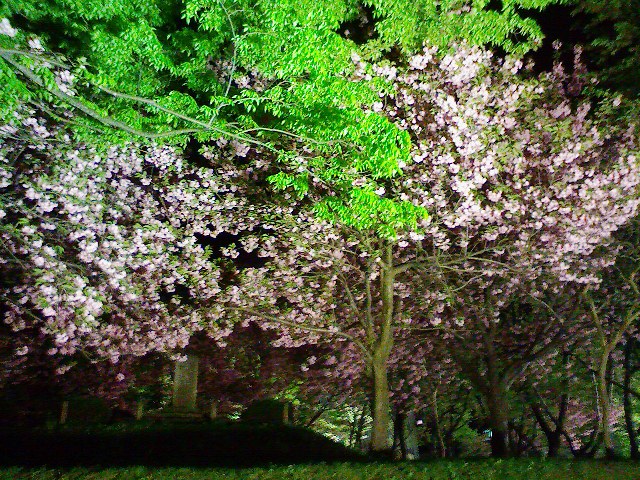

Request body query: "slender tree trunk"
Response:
[623, 339, 639, 459]
[305, 404, 329, 428]
[370, 355, 392, 452]
[433, 389, 446, 458]
[355, 404, 367, 449]
[368, 245, 395, 454]
[59, 400, 69, 425]
[135, 400, 146, 421]
[548, 432, 561, 458]
[393, 411, 407, 460]
[550, 355, 570, 457]
[403, 411, 419, 460]
[507, 420, 517, 457]
[509, 415, 531, 457]
[531, 403, 554, 457]
[550, 392, 568, 459]
[208, 400, 218, 420]
[597, 351, 616, 459]
[455, 350, 509, 456]
[393, 411, 419, 460]
[349, 414, 357, 448]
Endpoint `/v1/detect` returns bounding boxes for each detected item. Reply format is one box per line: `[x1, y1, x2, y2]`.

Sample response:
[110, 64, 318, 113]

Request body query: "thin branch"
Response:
[232, 306, 372, 360]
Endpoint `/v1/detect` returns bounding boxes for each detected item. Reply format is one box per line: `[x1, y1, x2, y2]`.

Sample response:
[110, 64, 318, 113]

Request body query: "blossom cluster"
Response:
[0, 110, 259, 363]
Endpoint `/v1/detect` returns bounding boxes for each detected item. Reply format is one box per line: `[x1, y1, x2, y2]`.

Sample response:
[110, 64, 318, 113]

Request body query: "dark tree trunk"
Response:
[433, 391, 446, 458]
[486, 383, 510, 458]
[548, 434, 561, 458]
[597, 351, 617, 459]
[393, 412, 407, 460]
[531, 393, 567, 458]
[575, 431, 602, 458]
[393, 411, 419, 460]
[624, 338, 639, 459]
[509, 414, 535, 457]
[490, 428, 509, 458]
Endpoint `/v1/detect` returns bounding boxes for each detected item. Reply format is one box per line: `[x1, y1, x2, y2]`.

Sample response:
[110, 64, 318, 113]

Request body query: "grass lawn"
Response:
[1, 460, 639, 480]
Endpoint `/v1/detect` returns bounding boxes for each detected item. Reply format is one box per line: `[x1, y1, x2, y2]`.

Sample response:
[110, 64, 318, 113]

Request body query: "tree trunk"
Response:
[368, 248, 395, 454]
[548, 433, 561, 458]
[59, 400, 69, 425]
[355, 404, 367, 449]
[597, 352, 616, 459]
[209, 400, 218, 420]
[403, 411, 419, 459]
[172, 355, 199, 412]
[490, 425, 509, 458]
[433, 390, 446, 458]
[370, 356, 392, 452]
[393, 411, 406, 460]
[623, 339, 639, 459]
[531, 396, 566, 458]
[393, 411, 419, 460]
[486, 385, 510, 458]
[305, 404, 329, 428]
[135, 400, 145, 421]
[349, 414, 357, 448]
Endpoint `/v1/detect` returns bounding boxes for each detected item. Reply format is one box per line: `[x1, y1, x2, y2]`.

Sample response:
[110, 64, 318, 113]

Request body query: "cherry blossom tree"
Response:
[0, 103, 267, 365]
[227, 44, 640, 452]
[2, 30, 640, 459]
[582, 219, 640, 458]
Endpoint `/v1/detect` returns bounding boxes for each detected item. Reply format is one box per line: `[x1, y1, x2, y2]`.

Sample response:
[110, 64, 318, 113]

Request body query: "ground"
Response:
[2, 460, 639, 480]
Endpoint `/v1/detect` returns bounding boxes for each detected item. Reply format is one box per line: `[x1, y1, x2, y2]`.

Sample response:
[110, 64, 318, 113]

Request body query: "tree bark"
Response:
[135, 400, 146, 421]
[597, 351, 616, 459]
[531, 392, 568, 457]
[547, 433, 561, 458]
[433, 390, 446, 458]
[393, 411, 407, 460]
[486, 385, 510, 458]
[393, 411, 419, 460]
[403, 411, 419, 459]
[532, 403, 556, 457]
[368, 245, 395, 454]
[172, 355, 199, 412]
[355, 404, 368, 449]
[349, 414, 357, 448]
[59, 400, 69, 425]
[370, 355, 392, 452]
[623, 338, 639, 459]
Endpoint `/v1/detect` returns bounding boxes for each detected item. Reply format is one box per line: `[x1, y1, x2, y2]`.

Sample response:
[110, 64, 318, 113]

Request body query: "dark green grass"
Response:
[1, 460, 639, 480]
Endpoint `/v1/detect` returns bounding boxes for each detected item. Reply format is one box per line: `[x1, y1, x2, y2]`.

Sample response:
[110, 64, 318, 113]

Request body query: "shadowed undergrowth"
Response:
[0, 422, 363, 468]
[1, 423, 639, 479]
